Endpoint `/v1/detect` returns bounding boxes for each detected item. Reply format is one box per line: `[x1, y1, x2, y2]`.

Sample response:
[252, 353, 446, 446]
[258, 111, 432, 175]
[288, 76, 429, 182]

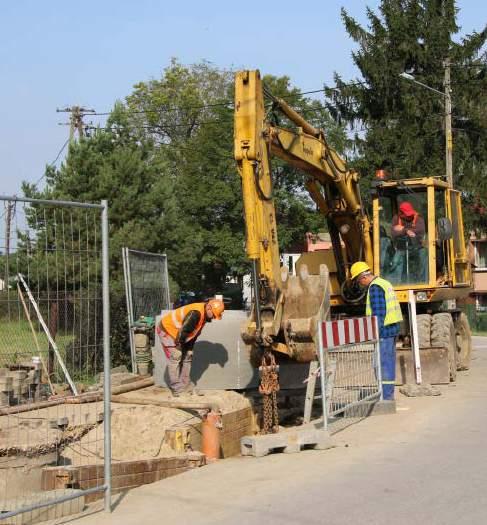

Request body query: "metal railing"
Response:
[0, 196, 111, 520]
[317, 316, 382, 430]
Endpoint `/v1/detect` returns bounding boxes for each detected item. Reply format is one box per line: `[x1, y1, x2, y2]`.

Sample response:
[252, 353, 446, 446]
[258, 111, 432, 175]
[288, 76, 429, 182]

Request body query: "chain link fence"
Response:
[0, 196, 111, 521]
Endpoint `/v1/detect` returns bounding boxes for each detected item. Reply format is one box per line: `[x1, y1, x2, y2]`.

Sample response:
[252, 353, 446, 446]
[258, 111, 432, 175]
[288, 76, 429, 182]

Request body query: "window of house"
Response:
[475, 242, 487, 269]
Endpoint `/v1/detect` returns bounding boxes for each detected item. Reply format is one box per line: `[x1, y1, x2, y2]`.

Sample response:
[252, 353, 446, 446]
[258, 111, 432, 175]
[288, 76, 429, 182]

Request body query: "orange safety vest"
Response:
[160, 303, 206, 343]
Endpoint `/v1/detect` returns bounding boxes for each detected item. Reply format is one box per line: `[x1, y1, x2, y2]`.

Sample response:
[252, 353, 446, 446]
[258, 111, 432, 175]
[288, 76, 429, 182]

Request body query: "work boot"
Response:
[170, 389, 181, 398]
[182, 383, 203, 396]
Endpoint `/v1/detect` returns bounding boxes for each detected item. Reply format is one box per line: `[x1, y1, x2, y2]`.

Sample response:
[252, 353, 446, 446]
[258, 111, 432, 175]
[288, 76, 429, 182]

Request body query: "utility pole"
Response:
[4, 201, 15, 258]
[57, 106, 96, 141]
[443, 58, 453, 187]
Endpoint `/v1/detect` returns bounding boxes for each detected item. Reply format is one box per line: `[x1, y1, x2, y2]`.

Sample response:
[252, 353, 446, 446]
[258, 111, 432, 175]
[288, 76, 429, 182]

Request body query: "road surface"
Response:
[64, 337, 487, 525]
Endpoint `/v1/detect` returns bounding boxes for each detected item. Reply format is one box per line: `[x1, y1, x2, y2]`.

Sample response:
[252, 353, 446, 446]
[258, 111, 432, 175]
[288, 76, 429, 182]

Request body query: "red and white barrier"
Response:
[321, 316, 378, 349]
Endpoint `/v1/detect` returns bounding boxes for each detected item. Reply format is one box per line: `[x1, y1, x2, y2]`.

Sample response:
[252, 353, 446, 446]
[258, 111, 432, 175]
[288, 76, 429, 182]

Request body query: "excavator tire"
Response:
[454, 312, 472, 371]
[416, 314, 431, 348]
[431, 313, 457, 382]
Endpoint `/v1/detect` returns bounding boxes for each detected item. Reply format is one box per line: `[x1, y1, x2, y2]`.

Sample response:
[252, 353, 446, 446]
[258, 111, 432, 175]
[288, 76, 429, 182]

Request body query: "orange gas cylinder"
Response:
[201, 410, 222, 461]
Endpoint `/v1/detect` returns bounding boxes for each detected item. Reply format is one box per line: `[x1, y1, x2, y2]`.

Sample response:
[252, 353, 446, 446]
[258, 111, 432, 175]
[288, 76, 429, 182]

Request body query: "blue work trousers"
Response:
[379, 336, 397, 400]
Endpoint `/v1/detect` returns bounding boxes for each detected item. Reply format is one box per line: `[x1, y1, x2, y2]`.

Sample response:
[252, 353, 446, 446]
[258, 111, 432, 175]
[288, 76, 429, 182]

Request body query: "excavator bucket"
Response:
[242, 264, 330, 364]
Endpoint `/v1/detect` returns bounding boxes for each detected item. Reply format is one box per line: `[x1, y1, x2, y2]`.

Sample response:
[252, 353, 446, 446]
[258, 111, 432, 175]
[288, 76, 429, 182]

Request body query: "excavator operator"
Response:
[389, 201, 427, 283]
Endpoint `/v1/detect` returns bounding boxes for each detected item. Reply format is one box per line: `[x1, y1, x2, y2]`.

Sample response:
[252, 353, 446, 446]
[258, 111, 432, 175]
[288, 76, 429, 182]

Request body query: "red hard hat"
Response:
[399, 201, 415, 217]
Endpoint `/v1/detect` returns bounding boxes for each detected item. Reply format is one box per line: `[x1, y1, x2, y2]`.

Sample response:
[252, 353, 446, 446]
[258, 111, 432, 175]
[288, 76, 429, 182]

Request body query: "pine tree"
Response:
[327, 0, 487, 230]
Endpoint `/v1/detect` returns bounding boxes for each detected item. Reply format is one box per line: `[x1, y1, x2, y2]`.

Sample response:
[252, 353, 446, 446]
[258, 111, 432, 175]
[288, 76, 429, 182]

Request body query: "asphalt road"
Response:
[68, 337, 487, 525]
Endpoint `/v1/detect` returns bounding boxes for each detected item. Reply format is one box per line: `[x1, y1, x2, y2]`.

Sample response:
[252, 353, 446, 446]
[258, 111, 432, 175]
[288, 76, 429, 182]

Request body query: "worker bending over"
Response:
[351, 262, 403, 400]
[157, 298, 225, 396]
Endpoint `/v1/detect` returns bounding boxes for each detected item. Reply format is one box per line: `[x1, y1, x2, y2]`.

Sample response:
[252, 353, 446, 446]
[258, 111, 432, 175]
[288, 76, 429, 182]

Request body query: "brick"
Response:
[143, 471, 158, 484]
[111, 472, 148, 490]
[80, 478, 102, 490]
[113, 460, 146, 476]
[78, 465, 103, 481]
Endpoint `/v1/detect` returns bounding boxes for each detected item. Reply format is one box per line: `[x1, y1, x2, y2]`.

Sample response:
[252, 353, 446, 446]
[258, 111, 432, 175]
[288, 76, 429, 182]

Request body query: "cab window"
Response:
[378, 190, 429, 286]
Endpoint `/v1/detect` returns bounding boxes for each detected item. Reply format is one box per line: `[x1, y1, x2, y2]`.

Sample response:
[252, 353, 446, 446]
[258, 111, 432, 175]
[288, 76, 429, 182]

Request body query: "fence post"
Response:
[101, 200, 112, 513]
[408, 290, 422, 384]
[317, 320, 328, 431]
[122, 248, 137, 373]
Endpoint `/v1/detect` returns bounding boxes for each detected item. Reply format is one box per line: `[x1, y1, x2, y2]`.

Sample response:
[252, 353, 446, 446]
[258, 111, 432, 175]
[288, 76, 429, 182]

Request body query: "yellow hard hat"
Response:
[207, 298, 225, 320]
[350, 261, 371, 280]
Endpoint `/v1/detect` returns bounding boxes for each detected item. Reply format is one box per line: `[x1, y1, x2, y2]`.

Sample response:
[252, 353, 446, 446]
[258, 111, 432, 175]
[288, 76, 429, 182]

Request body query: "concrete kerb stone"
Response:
[240, 427, 333, 457]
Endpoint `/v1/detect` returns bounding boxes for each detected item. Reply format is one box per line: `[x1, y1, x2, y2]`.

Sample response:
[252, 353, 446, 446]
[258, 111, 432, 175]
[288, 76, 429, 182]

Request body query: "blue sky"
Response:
[1, 0, 485, 195]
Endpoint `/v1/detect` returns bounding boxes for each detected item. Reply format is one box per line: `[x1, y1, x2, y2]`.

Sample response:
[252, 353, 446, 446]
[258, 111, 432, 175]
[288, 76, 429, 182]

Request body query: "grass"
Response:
[0, 318, 74, 368]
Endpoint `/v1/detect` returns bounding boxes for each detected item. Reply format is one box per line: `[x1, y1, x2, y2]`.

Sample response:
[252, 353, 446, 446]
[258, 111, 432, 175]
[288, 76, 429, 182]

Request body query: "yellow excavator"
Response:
[234, 70, 472, 388]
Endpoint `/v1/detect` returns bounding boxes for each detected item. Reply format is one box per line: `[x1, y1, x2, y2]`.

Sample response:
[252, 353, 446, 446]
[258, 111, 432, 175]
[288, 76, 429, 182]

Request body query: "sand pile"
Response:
[115, 386, 252, 414]
[198, 390, 251, 413]
[61, 404, 196, 465]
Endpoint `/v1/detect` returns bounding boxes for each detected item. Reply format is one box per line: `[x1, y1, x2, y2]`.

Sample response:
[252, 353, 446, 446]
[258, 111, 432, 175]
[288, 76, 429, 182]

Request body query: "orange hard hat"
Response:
[207, 298, 225, 320]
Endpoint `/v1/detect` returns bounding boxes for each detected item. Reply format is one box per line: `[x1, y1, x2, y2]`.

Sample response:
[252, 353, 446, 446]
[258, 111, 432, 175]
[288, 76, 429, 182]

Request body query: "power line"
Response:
[87, 80, 366, 118]
[34, 138, 70, 186]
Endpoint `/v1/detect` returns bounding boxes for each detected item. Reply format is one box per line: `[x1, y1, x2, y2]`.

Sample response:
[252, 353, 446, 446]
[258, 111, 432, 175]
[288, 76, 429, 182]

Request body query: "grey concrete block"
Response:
[344, 399, 397, 418]
[0, 489, 85, 524]
[369, 400, 396, 415]
[241, 428, 332, 457]
[153, 310, 313, 391]
[399, 383, 441, 397]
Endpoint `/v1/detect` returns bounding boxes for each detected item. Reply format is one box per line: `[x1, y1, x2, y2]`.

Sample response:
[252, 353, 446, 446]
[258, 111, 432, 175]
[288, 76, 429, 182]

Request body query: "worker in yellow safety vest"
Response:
[157, 299, 225, 396]
[350, 262, 403, 400]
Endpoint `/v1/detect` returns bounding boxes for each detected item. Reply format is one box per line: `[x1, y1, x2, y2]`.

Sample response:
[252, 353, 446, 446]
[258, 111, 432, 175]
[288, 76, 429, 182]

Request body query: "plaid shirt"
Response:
[368, 282, 400, 338]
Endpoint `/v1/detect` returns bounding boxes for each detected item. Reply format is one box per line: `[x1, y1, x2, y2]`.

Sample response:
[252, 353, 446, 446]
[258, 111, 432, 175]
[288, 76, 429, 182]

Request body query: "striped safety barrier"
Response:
[321, 316, 378, 349]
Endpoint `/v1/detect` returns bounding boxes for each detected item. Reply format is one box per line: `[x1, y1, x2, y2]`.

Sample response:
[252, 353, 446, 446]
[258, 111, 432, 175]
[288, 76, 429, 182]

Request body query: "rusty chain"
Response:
[259, 350, 280, 434]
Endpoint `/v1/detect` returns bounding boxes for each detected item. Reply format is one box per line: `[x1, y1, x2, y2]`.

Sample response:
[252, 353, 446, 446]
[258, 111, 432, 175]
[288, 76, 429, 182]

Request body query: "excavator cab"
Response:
[370, 177, 473, 383]
[372, 177, 471, 304]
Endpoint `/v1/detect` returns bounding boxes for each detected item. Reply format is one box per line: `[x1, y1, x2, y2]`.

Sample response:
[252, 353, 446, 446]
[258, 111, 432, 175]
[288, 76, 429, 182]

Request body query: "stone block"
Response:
[241, 428, 332, 457]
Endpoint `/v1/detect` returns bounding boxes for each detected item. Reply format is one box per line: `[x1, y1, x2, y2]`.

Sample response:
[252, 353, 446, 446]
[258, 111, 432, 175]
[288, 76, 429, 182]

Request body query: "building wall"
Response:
[470, 238, 487, 310]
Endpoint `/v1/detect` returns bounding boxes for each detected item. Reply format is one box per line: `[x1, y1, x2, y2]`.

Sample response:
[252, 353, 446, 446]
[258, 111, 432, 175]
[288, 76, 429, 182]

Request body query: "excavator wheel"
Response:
[430, 313, 457, 382]
[416, 314, 432, 348]
[454, 312, 472, 371]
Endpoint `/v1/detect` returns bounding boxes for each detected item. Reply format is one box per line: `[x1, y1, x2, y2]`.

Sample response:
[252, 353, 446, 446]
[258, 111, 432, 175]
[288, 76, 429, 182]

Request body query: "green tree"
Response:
[30, 61, 349, 295]
[326, 0, 487, 229]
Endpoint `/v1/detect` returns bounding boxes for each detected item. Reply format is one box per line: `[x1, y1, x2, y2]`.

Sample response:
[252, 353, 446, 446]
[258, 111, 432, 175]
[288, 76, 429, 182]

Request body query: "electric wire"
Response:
[33, 138, 70, 186]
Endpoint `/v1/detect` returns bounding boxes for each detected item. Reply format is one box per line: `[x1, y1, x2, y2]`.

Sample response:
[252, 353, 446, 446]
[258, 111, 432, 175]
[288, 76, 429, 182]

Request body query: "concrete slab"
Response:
[153, 310, 312, 391]
[241, 428, 332, 457]
[343, 399, 396, 418]
[396, 347, 449, 385]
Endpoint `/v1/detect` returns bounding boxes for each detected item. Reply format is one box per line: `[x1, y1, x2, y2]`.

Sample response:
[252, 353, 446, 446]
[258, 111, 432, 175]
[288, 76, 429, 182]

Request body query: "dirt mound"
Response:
[61, 404, 197, 465]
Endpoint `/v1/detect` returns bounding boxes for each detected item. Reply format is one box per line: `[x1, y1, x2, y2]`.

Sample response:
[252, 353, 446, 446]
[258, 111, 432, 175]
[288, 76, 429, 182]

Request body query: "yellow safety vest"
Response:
[365, 277, 403, 326]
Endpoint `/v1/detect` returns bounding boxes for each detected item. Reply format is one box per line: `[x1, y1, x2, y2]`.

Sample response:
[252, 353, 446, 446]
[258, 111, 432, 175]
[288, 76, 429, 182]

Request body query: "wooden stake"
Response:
[17, 284, 55, 396]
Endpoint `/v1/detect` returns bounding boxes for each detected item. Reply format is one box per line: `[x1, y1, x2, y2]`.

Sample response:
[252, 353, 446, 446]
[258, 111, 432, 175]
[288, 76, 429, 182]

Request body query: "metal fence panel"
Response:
[122, 248, 170, 372]
[0, 196, 111, 520]
[318, 316, 382, 431]
[124, 248, 170, 321]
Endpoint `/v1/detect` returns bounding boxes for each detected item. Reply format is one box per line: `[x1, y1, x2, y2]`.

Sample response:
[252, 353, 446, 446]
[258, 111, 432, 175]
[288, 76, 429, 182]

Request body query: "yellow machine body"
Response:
[234, 70, 472, 371]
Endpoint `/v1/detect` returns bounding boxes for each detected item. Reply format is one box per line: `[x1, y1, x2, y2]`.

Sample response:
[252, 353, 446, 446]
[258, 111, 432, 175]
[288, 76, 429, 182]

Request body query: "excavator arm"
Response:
[234, 70, 371, 361]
